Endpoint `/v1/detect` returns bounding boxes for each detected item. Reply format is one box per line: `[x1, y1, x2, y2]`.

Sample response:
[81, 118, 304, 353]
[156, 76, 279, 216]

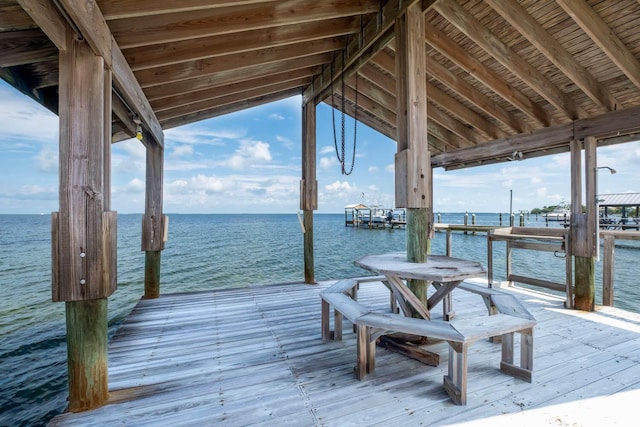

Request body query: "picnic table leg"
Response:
[500, 329, 534, 382]
[356, 324, 370, 379]
[443, 341, 468, 405]
[321, 300, 330, 342]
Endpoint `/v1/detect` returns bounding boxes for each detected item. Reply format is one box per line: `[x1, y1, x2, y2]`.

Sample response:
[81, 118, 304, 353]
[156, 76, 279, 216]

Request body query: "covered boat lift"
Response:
[3, 0, 640, 417]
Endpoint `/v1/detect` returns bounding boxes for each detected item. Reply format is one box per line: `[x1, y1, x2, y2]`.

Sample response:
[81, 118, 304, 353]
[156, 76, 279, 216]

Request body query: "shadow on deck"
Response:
[49, 279, 640, 426]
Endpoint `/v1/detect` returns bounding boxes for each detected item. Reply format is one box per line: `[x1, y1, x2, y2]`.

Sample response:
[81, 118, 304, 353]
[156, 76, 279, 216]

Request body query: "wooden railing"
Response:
[600, 230, 640, 306]
[437, 224, 639, 309]
[487, 227, 573, 308]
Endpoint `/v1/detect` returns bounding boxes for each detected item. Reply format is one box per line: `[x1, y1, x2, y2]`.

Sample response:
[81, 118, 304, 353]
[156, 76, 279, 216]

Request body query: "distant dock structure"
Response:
[344, 204, 406, 229]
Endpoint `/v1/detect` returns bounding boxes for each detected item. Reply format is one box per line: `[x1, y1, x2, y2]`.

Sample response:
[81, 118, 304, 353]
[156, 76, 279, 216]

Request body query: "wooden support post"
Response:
[56, 33, 112, 410]
[142, 143, 165, 299]
[65, 299, 108, 411]
[602, 234, 615, 306]
[301, 101, 317, 284]
[395, 3, 431, 310]
[574, 137, 597, 311]
[569, 139, 583, 308]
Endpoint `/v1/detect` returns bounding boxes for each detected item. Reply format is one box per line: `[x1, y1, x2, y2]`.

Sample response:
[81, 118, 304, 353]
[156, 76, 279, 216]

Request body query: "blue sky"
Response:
[1, 79, 638, 214]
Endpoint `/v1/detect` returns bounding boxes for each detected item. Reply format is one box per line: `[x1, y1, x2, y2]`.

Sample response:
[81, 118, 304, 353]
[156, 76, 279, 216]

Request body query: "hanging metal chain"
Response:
[330, 46, 358, 176]
[343, 71, 357, 176]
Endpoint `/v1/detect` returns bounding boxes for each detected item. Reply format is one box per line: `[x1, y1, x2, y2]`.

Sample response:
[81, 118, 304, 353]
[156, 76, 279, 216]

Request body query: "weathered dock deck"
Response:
[49, 280, 640, 426]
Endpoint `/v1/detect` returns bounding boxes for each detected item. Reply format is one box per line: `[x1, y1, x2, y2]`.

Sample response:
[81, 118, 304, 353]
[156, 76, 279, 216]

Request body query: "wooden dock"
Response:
[49, 280, 640, 426]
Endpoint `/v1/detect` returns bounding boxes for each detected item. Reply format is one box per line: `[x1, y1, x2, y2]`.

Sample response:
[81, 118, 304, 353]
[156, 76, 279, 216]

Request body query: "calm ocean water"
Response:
[1, 213, 638, 426]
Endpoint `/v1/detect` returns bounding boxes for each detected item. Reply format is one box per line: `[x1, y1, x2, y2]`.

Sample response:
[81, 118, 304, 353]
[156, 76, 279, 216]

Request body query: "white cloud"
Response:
[170, 144, 194, 158]
[225, 140, 272, 170]
[320, 145, 336, 155]
[164, 126, 244, 146]
[35, 146, 58, 173]
[269, 113, 285, 120]
[368, 166, 379, 173]
[325, 180, 357, 193]
[319, 156, 337, 169]
[385, 163, 394, 173]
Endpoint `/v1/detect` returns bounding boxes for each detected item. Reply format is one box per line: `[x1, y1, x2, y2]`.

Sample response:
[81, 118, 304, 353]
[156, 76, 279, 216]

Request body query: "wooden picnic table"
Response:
[354, 252, 486, 320]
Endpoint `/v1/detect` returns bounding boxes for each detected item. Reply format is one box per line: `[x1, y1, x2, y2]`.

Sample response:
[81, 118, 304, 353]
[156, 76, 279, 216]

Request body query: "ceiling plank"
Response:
[1, 1, 39, 31]
[57, 0, 163, 146]
[156, 78, 309, 122]
[98, 0, 274, 20]
[303, 0, 439, 103]
[424, 21, 551, 127]
[125, 16, 359, 71]
[370, 49, 507, 140]
[358, 63, 395, 96]
[381, 44, 529, 134]
[151, 68, 316, 112]
[144, 53, 329, 101]
[135, 38, 343, 87]
[427, 105, 481, 147]
[556, 0, 640, 91]
[0, 29, 57, 67]
[486, 0, 621, 112]
[109, 0, 379, 49]
[16, 0, 66, 50]
[160, 88, 301, 129]
[426, 80, 507, 140]
[323, 95, 397, 141]
[425, 56, 531, 134]
[434, 0, 587, 120]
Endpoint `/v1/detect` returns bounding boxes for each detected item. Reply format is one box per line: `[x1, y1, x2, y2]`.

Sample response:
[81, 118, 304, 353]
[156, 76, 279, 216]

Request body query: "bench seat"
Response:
[320, 278, 536, 405]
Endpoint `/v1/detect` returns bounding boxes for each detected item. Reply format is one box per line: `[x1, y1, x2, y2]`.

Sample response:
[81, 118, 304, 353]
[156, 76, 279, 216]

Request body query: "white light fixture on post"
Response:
[595, 166, 617, 261]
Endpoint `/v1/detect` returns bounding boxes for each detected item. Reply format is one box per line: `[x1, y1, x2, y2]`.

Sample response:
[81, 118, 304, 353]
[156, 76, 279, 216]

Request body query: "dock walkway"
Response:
[49, 280, 640, 426]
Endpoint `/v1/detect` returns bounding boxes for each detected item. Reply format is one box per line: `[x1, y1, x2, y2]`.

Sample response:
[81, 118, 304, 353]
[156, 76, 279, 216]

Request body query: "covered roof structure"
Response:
[2, 0, 640, 170]
[598, 193, 640, 208]
[3, 0, 640, 416]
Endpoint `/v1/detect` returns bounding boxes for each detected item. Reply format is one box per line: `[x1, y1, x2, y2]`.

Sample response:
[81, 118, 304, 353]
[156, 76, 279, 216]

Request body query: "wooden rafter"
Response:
[108, 0, 379, 49]
[98, 0, 275, 20]
[424, 21, 552, 127]
[135, 38, 344, 87]
[144, 54, 329, 102]
[124, 17, 359, 71]
[486, 0, 621, 112]
[556, 0, 640, 92]
[304, 0, 438, 104]
[50, 0, 164, 146]
[434, 1, 587, 120]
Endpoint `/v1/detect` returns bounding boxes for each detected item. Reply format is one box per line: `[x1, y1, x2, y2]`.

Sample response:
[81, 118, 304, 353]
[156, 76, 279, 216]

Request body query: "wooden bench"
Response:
[320, 278, 536, 405]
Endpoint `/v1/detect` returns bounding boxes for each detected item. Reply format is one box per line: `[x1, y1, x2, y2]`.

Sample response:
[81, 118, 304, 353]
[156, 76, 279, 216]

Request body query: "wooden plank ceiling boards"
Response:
[2, 0, 640, 169]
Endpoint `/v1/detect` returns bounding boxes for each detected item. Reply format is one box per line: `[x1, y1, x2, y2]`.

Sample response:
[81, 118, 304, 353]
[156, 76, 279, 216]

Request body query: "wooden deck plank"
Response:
[50, 280, 640, 426]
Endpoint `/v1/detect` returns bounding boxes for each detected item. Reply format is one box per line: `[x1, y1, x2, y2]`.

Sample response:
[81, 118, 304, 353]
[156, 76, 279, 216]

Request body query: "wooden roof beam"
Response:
[425, 58, 531, 134]
[434, 1, 587, 120]
[124, 17, 360, 71]
[135, 38, 344, 87]
[109, 0, 380, 49]
[556, 0, 640, 92]
[303, 0, 438, 104]
[322, 95, 397, 141]
[151, 68, 317, 112]
[0, 29, 57, 67]
[385, 39, 530, 134]
[486, 0, 621, 112]
[51, 0, 163, 147]
[346, 69, 479, 147]
[160, 88, 302, 130]
[144, 54, 329, 101]
[99, 0, 275, 20]
[156, 78, 310, 123]
[432, 104, 640, 169]
[370, 49, 507, 140]
[424, 21, 551, 127]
